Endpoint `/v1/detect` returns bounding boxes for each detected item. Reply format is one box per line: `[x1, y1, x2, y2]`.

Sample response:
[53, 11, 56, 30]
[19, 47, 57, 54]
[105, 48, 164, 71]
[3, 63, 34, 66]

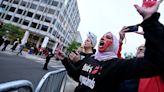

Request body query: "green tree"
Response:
[67, 40, 81, 53]
[0, 23, 24, 41]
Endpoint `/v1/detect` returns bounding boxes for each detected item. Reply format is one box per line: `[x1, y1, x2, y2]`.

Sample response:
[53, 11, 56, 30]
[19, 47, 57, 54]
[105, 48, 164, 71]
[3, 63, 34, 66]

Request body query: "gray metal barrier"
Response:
[35, 68, 67, 92]
[0, 80, 34, 92]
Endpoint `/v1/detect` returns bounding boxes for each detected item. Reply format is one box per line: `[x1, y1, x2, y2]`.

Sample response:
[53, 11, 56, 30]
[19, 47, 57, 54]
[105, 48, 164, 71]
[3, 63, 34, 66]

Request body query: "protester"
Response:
[1, 37, 10, 51]
[69, 32, 97, 67]
[0, 21, 3, 28]
[118, 18, 164, 92]
[55, 0, 164, 92]
[11, 38, 20, 52]
[117, 27, 146, 92]
[43, 50, 54, 70]
[17, 43, 26, 55]
[0, 36, 4, 47]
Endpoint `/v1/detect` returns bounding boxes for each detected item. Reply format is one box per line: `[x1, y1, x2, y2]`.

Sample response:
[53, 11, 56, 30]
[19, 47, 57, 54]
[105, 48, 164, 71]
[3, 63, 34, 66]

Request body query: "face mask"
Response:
[98, 34, 113, 52]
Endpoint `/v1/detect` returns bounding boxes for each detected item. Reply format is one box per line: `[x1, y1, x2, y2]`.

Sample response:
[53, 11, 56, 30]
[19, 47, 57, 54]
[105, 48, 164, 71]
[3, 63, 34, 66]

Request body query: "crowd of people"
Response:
[0, 35, 51, 57]
[1, 0, 164, 91]
[54, 0, 164, 92]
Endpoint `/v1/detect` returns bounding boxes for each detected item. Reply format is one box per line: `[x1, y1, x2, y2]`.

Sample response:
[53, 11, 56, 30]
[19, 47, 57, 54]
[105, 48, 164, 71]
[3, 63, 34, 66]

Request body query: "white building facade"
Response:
[74, 31, 82, 44]
[0, 0, 80, 52]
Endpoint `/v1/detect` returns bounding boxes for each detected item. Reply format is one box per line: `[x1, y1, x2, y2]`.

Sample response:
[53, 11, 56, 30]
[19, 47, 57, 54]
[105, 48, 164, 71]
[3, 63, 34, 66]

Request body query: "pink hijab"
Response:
[95, 32, 119, 61]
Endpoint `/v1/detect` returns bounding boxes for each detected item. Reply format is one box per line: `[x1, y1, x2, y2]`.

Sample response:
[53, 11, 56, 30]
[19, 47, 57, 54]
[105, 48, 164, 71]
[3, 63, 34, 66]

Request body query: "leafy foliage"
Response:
[0, 23, 24, 40]
[67, 40, 81, 53]
[124, 52, 135, 59]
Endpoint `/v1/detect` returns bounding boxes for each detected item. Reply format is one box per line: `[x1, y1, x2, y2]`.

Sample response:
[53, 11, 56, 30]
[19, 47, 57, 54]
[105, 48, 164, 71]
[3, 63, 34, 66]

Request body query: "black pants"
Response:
[43, 57, 51, 70]
[1, 45, 8, 51]
[17, 48, 23, 55]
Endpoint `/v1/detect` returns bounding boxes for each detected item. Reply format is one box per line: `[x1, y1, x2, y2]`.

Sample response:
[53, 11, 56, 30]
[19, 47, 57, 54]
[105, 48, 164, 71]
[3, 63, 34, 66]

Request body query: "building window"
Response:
[34, 0, 40, 1]
[22, 11, 27, 15]
[41, 16, 45, 21]
[44, 7, 48, 13]
[30, 3, 37, 9]
[1, 14, 5, 19]
[53, 19, 56, 24]
[23, 20, 30, 26]
[37, 24, 41, 29]
[13, 17, 19, 23]
[26, 12, 33, 17]
[34, 14, 41, 20]
[59, 15, 64, 23]
[56, 11, 59, 16]
[41, 25, 48, 31]
[9, 7, 16, 12]
[2, 4, 6, 8]
[41, 0, 47, 3]
[5, 15, 12, 20]
[52, 31, 57, 36]
[51, 1, 58, 6]
[48, 0, 52, 4]
[59, 3, 63, 8]
[19, 19, 23, 23]
[30, 22, 37, 28]
[49, 27, 53, 33]
[5, 6, 9, 10]
[44, 16, 51, 23]
[38, 6, 44, 11]
[13, 0, 19, 4]
[27, 2, 31, 7]
[48, 8, 55, 14]
[17, 9, 23, 14]
[20, 1, 27, 6]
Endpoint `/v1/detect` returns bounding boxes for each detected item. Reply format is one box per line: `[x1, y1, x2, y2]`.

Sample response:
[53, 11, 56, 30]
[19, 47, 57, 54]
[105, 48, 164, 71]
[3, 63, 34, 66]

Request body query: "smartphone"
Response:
[126, 25, 138, 32]
[72, 50, 78, 55]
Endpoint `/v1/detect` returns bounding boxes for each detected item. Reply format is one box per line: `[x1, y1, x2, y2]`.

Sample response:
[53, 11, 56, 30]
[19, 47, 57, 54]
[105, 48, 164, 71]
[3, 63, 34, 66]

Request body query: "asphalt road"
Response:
[0, 53, 57, 88]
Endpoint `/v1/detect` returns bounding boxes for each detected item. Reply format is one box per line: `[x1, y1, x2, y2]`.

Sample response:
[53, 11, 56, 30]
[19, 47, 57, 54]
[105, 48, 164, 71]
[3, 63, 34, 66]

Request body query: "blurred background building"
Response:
[0, 0, 82, 53]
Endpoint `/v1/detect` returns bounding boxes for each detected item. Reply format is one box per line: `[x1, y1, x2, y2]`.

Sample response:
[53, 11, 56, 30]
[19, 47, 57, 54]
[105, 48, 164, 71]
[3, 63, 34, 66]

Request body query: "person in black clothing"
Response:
[0, 21, 3, 28]
[0, 36, 4, 47]
[11, 38, 20, 52]
[55, 0, 164, 92]
[1, 38, 10, 51]
[43, 50, 54, 70]
[117, 27, 145, 92]
[17, 43, 26, 55]
[63, 32, 97, 83]
[69, 32, 97, 67]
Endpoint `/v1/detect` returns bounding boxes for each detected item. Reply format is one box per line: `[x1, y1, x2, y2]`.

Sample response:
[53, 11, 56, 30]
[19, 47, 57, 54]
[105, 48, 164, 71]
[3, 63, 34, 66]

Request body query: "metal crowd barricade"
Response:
[35, 68, 67, 92]
[0, 80, 34, 92]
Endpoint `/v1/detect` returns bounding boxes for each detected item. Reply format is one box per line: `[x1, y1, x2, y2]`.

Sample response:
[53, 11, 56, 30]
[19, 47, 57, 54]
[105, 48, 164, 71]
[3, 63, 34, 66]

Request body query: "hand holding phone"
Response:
[125, 25, 139, 32]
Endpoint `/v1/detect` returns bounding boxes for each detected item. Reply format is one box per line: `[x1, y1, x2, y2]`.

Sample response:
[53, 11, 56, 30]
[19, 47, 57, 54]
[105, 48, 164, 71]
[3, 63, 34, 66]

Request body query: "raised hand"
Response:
[69, 51, 81, 63]
[119, 26, 129, 43]
[142, 0, 157, 8]
[54, 49, 65, 60]
[134, 0, 163, 20]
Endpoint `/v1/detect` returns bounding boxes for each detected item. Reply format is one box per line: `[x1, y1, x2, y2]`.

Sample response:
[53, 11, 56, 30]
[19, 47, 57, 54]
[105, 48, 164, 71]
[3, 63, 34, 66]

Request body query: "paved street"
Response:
[0, 45, 78, 92]
[0, 53, 57, 88]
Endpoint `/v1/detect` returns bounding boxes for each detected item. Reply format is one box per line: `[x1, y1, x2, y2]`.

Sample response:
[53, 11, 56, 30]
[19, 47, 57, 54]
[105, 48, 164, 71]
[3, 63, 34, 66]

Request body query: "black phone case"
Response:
[126, 25, 138, 32]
